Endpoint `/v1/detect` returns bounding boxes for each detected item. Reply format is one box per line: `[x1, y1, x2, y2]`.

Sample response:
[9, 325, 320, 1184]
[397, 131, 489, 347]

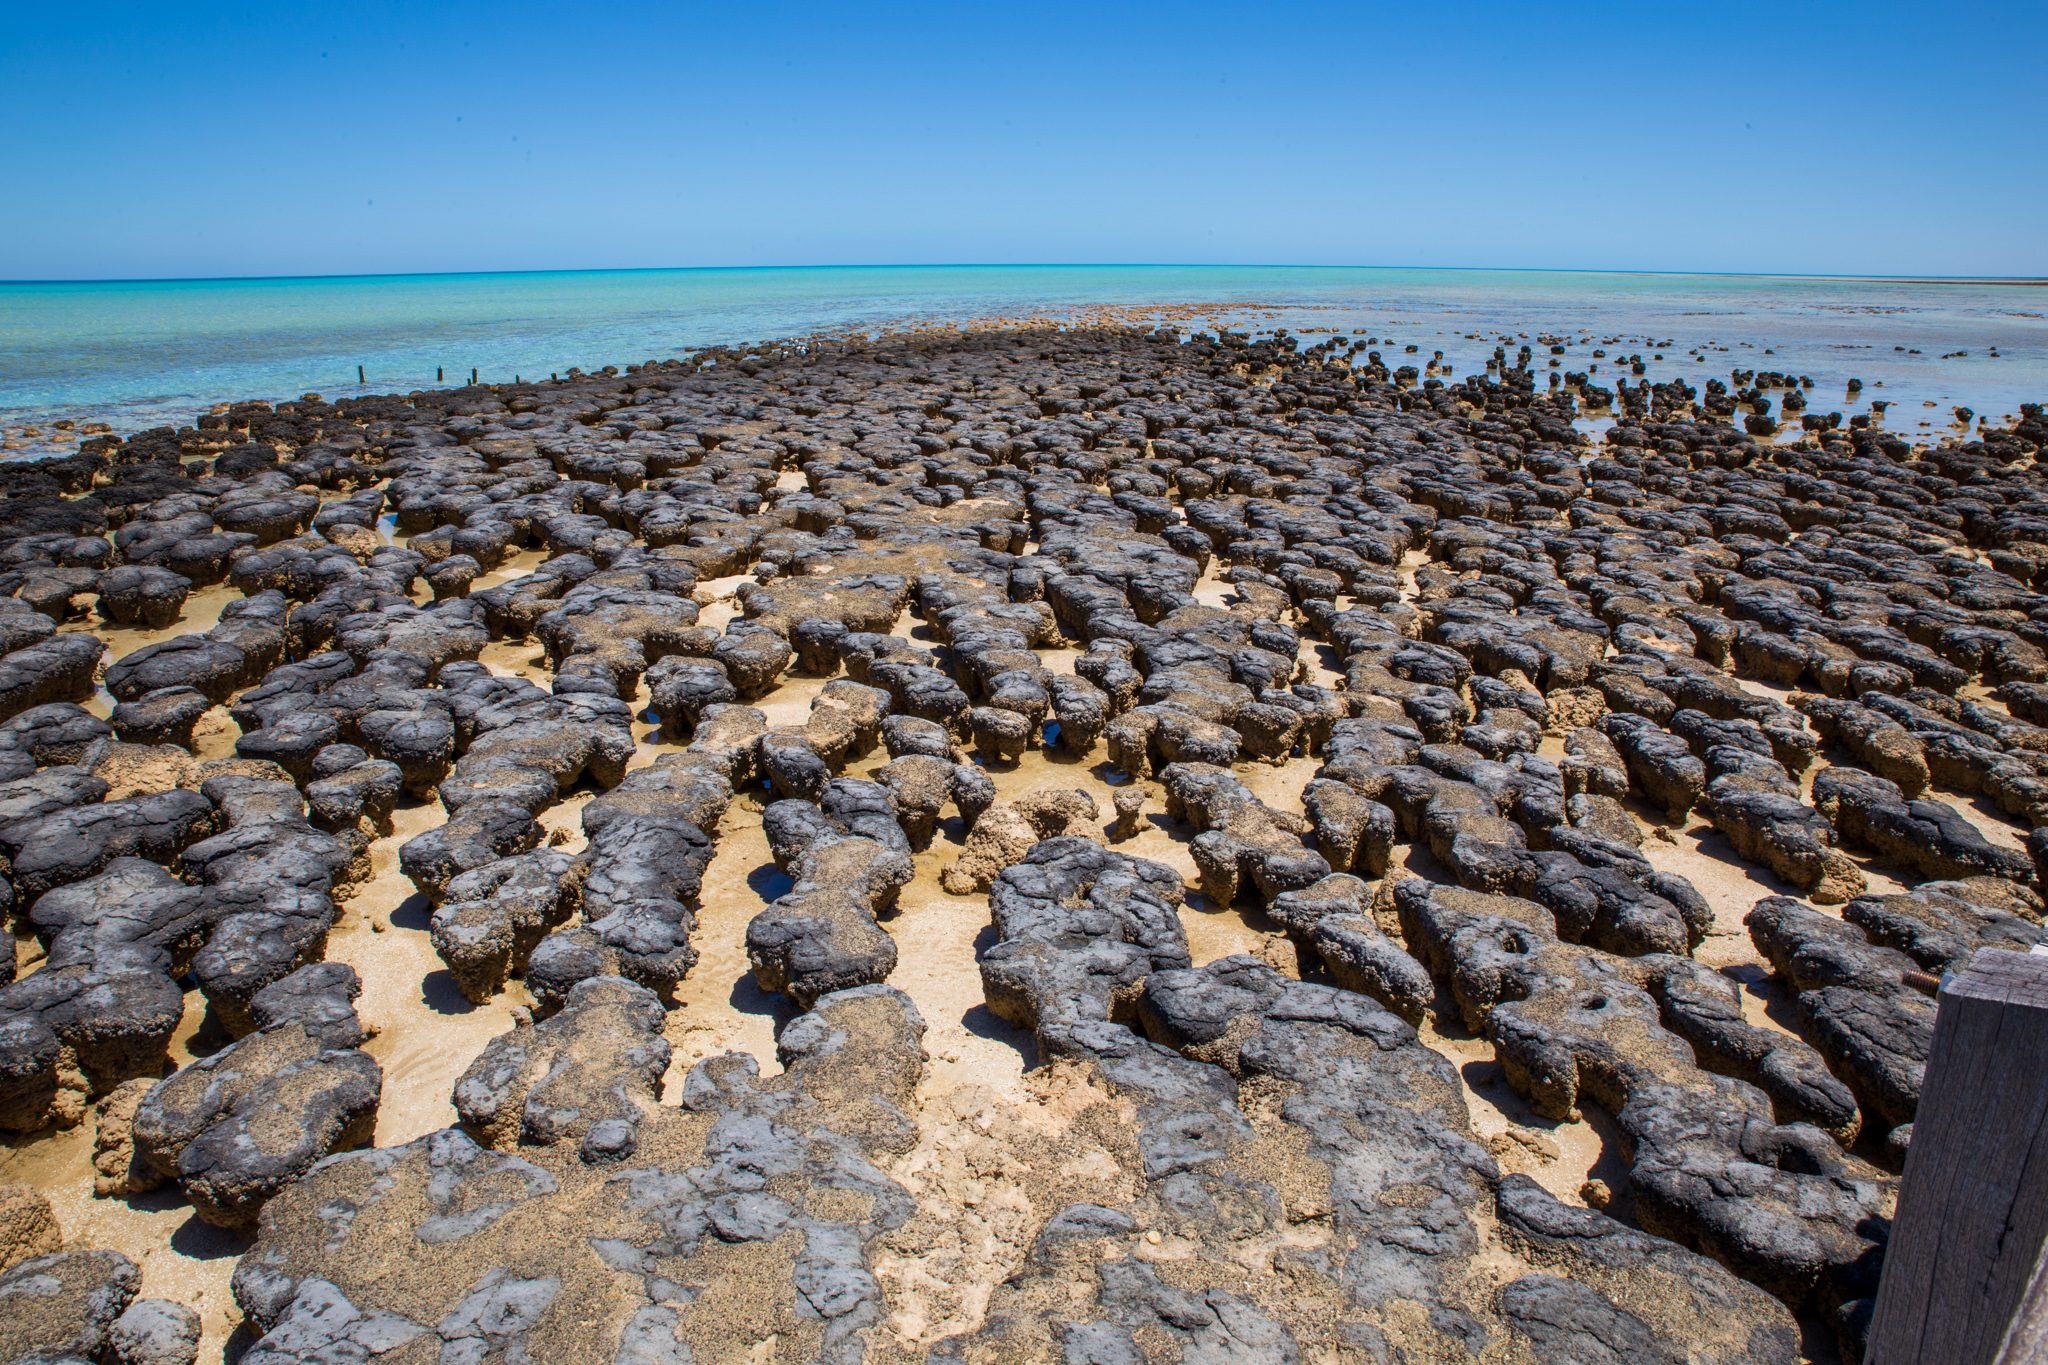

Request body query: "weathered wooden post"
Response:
[1866, 947, 2048, 1365]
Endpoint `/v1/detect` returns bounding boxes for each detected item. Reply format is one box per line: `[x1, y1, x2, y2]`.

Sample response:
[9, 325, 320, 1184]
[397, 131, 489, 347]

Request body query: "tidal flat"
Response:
[0, 318, 2044, 1363]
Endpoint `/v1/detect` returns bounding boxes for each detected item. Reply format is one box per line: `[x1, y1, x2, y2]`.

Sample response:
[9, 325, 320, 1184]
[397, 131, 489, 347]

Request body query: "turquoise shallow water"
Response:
[1, 265, 2043, 441]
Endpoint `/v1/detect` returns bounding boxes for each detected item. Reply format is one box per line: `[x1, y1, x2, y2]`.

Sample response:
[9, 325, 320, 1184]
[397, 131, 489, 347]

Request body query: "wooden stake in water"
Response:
[357, 365, 365, 384]
[437, 367, 444, 382]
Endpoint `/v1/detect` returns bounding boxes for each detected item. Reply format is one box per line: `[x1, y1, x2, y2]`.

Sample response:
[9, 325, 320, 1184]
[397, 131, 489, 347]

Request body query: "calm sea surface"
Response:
[1, 265, 2043, 443]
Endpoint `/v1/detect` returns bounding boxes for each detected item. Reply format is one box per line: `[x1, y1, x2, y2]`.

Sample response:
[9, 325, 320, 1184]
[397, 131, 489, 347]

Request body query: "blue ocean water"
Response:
[1, 265, 2043, 444]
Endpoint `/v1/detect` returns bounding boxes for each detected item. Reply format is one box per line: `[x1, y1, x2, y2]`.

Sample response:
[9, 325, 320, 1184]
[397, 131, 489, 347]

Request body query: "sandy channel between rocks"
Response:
[5, 525, 2028, 1364]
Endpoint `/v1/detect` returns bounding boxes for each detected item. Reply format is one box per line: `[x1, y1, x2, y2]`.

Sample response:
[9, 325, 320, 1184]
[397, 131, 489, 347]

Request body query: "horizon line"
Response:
[3, 262, 2045, 288]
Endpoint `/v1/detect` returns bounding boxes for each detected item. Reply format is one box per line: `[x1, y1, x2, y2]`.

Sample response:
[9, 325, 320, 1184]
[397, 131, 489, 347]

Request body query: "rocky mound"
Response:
[1, 327, 2044, 1362]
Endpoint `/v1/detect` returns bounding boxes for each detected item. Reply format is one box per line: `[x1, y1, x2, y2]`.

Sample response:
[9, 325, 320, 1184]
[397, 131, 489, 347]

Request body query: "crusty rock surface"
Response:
[747, 780, 914, 1008]
[131, 963, 381, 1228]
[4, 327, 2046, 1362]
[0, 1247, 139, 1363]
[109, 1297, 204, 1365]
[453, 974, 670, 1161]
[940, 785, 1099, 893]
[0, 1181, 62, 1273]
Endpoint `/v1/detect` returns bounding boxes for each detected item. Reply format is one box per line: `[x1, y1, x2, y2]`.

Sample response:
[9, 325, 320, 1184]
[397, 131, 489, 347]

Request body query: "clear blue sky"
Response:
[3, 0, 2041, 280]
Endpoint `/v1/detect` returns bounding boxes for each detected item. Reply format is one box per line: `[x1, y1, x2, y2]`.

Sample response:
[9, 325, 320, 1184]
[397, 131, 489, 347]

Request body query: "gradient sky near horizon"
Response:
[3, 0, 2042, 281]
